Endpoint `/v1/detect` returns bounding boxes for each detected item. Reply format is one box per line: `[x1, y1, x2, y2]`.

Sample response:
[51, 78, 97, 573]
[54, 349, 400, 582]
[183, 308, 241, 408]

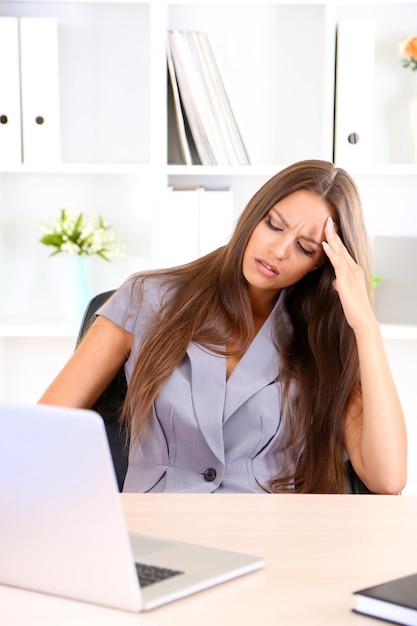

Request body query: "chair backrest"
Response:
[346, 460, 374, 494]
[77, 291, 373, 494]
[77, 290, 128, 491]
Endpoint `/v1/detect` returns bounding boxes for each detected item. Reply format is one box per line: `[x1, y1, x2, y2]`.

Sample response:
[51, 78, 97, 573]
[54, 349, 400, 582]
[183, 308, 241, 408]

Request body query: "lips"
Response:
[255, 258, 279, 278]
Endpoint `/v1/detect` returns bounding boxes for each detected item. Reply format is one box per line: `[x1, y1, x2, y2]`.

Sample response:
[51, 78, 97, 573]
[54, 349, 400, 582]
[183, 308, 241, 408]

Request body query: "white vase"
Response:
[67, 255, 92, 325]
[409, 94, 417, 163]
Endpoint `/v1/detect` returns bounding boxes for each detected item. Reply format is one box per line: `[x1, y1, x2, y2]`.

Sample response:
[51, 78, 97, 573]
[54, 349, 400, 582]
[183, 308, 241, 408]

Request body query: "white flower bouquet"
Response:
[39, 209, 125, 261]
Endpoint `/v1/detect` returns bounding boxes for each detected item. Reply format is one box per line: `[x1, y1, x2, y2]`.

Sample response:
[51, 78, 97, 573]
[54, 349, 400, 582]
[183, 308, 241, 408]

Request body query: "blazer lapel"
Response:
[187, 341, 226, 464]
[223, 305, 280, 421]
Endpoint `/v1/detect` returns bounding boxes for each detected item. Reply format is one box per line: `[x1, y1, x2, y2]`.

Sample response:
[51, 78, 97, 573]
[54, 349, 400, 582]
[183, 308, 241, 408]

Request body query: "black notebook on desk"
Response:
[353, 572, 417, 625]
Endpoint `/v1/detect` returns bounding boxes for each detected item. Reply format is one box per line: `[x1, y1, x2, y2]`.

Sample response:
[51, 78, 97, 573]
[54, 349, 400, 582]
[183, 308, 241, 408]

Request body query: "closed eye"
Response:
[265, 216, 282, 232]
[265, 214, 317, 257]
[297, 242, 314, 257]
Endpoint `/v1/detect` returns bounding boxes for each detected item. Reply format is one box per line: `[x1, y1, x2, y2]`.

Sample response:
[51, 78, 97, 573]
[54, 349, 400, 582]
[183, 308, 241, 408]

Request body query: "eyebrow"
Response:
[271, 209, 322, 247]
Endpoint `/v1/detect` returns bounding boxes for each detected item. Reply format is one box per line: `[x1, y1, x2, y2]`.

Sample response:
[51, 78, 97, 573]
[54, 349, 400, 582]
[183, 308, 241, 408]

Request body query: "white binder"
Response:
[334, 19, 375, 166]
[198, 188, 234, 257]
[153, 187, 235, 268]
[0, 17, 22, 166]
[19, 17, 61, 165]
[155, 187, 200, 268]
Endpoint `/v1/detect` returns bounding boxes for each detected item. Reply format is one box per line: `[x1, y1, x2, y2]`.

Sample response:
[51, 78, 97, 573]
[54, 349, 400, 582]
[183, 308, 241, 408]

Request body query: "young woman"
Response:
[39, 160, 407, 494]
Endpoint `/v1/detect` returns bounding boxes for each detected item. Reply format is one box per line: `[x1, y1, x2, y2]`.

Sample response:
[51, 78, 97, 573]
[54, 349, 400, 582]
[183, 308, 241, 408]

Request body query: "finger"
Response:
[324, 216, 340, 245]
[322, 239, 336, 264]
[322, 218, 338, 256]
[322, 233, 350, 270]
[324, 218, 353, 264]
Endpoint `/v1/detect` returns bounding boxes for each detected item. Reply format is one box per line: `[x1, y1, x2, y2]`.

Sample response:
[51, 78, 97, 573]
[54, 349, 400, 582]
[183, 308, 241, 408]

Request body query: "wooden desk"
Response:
[1, 494, 416, 625]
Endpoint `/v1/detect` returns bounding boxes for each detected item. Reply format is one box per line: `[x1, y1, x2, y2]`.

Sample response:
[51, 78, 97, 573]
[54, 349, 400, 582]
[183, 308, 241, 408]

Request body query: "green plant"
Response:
[371, 275, 383, 291]
[39, 209, 125, 261]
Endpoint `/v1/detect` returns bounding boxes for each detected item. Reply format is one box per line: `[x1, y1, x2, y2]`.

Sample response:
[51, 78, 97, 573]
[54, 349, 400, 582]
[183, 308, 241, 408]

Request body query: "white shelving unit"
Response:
[0, 0, 416, 313]
[1, 1, 416, 493]
[1, 1, 417, 328]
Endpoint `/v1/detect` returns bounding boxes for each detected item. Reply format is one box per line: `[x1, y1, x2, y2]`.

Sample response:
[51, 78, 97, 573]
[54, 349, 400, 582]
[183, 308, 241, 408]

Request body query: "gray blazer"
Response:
[98, 274, 291, 493]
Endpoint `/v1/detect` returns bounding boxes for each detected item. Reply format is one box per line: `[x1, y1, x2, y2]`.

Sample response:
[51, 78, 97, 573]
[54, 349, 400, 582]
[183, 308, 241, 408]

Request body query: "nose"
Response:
[271, 233, 291, 260]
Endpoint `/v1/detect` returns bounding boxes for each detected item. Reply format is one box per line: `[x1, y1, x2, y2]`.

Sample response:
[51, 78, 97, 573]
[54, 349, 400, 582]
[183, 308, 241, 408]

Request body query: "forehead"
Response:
[270, 189, 334, 222]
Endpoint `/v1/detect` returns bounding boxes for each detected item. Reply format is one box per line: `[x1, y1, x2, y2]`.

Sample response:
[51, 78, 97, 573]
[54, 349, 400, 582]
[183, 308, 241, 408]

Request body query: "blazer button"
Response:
[203, 468, 217, 482]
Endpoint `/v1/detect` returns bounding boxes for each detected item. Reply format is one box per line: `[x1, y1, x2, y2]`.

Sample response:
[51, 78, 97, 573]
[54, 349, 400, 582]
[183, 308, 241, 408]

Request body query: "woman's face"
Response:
[242, 189, 335, 303]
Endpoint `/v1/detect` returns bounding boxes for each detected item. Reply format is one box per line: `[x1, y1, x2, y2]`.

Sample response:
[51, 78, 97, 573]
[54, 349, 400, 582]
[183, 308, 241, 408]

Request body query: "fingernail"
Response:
[327, 217, 338, 232]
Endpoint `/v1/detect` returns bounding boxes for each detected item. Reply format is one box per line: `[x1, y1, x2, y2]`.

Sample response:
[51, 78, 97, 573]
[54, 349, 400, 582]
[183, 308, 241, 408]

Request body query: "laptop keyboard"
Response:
[135, 562, 184, 588]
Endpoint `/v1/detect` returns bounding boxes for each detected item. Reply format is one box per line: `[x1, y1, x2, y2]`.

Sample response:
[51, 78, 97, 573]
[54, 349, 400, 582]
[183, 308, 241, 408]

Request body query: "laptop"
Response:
[0, 402, 264, 612]
[372, 236, 417, 325]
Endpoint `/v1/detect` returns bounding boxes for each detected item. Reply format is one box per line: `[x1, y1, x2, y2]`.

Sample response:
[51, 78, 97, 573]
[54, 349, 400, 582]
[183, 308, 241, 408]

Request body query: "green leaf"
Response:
[40, 233, 64, 247]
[371, 275, 383, 290]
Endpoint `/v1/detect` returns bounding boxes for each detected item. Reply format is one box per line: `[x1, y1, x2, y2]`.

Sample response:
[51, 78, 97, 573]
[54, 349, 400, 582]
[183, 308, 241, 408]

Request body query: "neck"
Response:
[248, 287, 280, 319]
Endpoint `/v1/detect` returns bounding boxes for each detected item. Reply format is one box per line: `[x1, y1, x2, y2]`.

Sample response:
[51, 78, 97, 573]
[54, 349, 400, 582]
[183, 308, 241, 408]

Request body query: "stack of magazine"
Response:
[167, 29, 251, 166]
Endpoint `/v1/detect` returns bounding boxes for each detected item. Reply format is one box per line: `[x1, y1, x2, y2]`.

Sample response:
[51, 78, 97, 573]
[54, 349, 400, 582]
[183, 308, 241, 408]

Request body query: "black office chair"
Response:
[76, 290, 128, 491]
[77, 291, 373, 494]
[346, 460, 374, 494]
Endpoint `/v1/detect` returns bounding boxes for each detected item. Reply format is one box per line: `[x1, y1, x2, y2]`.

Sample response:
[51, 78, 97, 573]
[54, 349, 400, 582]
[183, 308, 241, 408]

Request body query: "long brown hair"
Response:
[121, 160, 372, 493]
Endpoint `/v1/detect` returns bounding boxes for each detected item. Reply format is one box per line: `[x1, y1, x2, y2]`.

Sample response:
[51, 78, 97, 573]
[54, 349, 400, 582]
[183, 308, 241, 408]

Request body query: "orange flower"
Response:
[400, 36, 417, 71]
[402, 36, 417, 59]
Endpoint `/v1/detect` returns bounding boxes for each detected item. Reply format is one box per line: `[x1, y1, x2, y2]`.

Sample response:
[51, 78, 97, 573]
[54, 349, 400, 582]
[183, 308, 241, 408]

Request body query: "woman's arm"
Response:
[38, 316, 133, 409]
[323, 217, 407, 494]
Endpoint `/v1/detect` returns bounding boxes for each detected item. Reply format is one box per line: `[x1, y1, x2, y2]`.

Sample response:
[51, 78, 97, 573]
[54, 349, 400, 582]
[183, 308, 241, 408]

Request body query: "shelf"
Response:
[167, 164, 287, 177]
[0, 163, 151, 175]
[167, 163, 417, 177]
[167, 0, 417, 5]
[2, 163, 415, 178]
[7, 0, 149, 4]
[8, 0, 416, 4]
[1, 162, 415, 178]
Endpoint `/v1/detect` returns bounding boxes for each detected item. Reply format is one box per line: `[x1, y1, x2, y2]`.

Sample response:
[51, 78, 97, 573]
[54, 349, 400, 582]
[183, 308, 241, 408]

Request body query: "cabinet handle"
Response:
[35, 116, 45, 125]
[347, 132, 360, 144]
[0, 115, 8, 124]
